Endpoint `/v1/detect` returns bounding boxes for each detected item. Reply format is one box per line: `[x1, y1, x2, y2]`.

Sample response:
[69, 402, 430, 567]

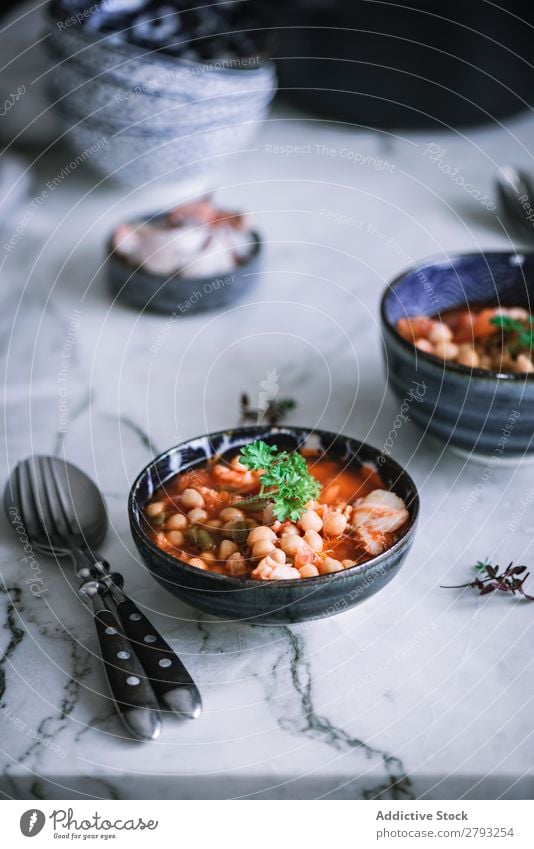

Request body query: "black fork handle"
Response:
[78, 552, 202, 719]
[114, 596, 202, 718]
[91, 594, 162, 740]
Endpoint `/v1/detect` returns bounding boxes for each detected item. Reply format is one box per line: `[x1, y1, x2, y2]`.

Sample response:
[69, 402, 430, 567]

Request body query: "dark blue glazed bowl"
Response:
[381, 252, 534, 459]
[128, 427, 419, 624]
[107, 219, 262, 315]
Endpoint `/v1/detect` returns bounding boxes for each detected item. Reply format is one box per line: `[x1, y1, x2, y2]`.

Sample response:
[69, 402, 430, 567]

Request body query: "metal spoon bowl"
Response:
[496, 165, 534, 242]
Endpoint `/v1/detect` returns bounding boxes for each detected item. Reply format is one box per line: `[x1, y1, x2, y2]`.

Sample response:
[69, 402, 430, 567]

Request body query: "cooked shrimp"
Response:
[211, 462, 258, 490]
[397, 316, 436, 342]
[472, 308, 500, 339]
[251, 552, 300, 580]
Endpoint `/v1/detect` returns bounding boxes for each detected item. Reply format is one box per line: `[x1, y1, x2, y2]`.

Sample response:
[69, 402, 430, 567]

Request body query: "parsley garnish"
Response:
[490, 314, 534, 352]
[236, 440, 321, 522]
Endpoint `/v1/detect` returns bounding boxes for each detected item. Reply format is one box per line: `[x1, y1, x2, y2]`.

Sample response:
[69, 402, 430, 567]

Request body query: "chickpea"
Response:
[342, 559, 357, 569]
[262, 504, 275, 525]
[247, 525, 277, 546]
[280, 523, 299, 537]
[166, 512, 188, 530]
[506, 307, 529, 320]
[180, 488, 205, 509]
[188, 508, 208, 523]
[294, 545, 314, 568]
[219, 539, 239, 560]
[226, 552, 248, 576]
[251, 559, 273, 579]
[298, 510, 323, 533]
[189, 557, 207, 570]
[303, 529, 323, 553]
[281, 534, 306, 557]
[319, 557, 344, 574]
[252, 539, 276, 558]
[433, 340, 459, 360]
[414, 338, 433, 354]
[515, 353, 534, 373]
[146, 501, 165, 517]
[166, 530, 185, 547]
[323, 512, 347, 537]
[428, 322, 453, 345]
[219, 507, 245, 522]
[271, 549, 286, 564]
[299, 564, 320, 578]
[270, 564, 301, 580]
[201, 551, 216, 564]
[206, 519, 222, 529]
[457, 344, 480, 368]
[252, 555, 293, 579]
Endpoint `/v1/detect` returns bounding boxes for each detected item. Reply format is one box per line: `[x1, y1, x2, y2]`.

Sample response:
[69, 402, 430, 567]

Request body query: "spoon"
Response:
[4, 456, 202, 737]
[495, 165, 534, 242]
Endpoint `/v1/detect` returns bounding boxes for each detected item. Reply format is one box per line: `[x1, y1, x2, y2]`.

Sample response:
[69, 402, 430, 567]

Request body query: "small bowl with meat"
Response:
[128, 426, 419, 624]
[381, 251, 534, 460]
[107, 198, 262, 314]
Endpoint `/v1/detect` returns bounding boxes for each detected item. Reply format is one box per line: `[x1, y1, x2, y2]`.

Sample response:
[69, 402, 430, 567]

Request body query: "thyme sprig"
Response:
[442, 559, 534, 600]
[239, 393, 297, 426]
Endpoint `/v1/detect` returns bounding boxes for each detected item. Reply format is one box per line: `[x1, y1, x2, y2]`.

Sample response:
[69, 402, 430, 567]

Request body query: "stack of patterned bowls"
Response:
[45, 2, 276, 186]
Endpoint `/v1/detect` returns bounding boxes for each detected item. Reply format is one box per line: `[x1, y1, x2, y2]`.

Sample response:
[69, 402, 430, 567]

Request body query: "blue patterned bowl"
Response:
[128, 427, 419, 624]
[381, 251, 534, 459]
[44, 8, 276, 186]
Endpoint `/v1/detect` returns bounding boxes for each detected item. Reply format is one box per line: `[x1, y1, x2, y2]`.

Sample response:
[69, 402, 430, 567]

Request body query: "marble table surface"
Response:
[1, 106, 534, 800]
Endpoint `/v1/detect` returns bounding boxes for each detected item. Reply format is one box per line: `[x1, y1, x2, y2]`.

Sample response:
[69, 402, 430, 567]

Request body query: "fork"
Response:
[5, 456, 202, 739]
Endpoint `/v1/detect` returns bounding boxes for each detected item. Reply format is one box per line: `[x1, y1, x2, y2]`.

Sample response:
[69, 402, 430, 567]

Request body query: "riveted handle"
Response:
[115, 597, 202, 718]
[93, 603, 162, 740]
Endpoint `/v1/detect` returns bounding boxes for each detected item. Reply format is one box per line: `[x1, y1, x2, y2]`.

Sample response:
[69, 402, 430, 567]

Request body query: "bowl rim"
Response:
[107, 218, 262, 286]
[46, 5, 274, 73]
[380, 249, 534, 382]
[128, 425, 419, 589]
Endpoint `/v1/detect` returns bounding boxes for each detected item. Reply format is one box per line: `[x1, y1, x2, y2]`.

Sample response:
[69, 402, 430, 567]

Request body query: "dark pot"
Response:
[275, 0, 534, 128]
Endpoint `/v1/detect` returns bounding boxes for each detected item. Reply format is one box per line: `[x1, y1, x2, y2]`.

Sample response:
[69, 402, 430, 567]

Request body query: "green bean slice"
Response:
[185, 526, 200, 548]
[197, 529, 216, 551]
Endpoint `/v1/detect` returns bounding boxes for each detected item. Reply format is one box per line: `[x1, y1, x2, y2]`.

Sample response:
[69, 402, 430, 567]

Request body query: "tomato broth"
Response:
[144, 451, 409, 581]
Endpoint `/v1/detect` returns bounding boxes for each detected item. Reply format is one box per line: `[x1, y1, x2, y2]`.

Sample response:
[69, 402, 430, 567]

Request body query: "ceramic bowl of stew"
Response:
[128, 426, 419, 624]
[381, 251, 534, 460]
